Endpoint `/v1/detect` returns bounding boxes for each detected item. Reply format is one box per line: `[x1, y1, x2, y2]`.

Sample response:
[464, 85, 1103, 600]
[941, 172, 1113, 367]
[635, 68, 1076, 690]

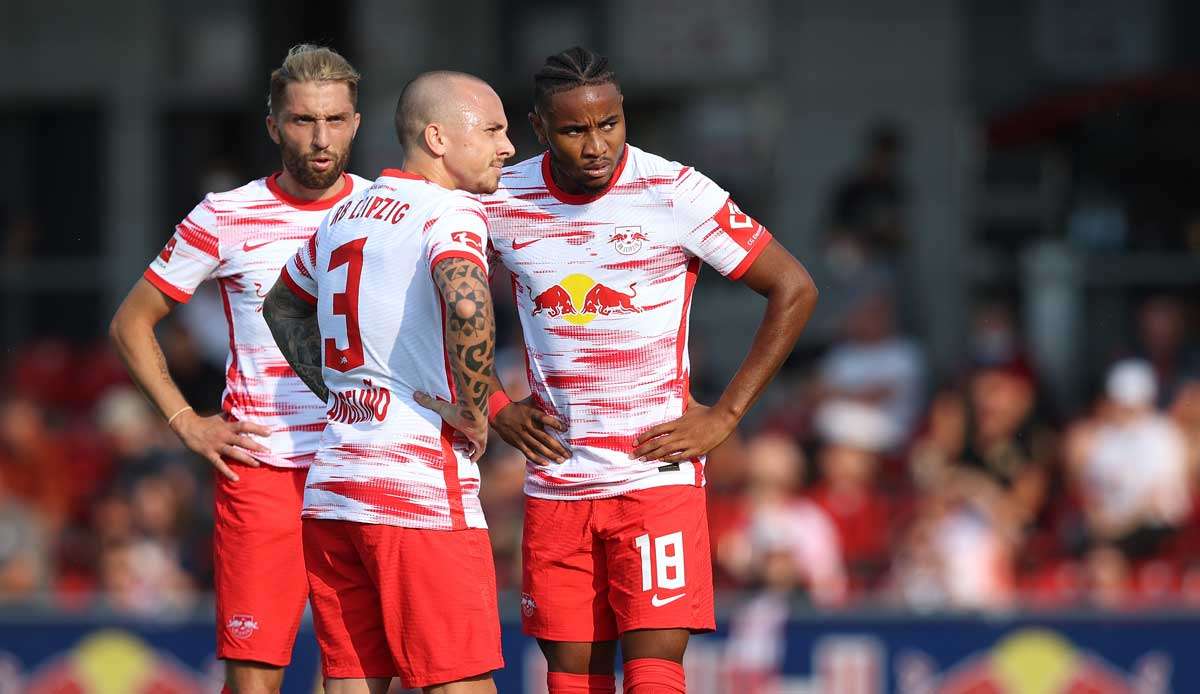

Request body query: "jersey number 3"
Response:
[325, 237, 367, 372]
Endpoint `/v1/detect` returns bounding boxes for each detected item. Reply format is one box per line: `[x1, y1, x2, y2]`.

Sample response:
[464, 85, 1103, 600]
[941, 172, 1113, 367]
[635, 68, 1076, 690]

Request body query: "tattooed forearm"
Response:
[263, 281, 328, 402]
[433, 257, 496, 420]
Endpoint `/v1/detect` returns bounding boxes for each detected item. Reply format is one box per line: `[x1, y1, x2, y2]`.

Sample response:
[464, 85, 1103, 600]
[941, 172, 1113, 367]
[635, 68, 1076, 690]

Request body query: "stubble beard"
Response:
[280, 139, 350, 191]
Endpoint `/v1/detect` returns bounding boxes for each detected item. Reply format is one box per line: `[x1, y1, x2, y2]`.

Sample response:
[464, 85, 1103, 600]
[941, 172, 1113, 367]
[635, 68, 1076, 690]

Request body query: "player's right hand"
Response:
[413, 392, 489, 463]
[170, 410, 270, 482]
[491, 398, 569, 465]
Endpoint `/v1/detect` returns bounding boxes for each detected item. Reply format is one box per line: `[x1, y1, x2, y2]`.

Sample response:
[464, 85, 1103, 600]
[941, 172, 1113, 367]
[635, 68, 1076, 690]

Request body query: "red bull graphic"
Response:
[896, 629, 1169, 694]
[529, 273, 642, 325]
[529, 284, 576, 318]
[1, 630, 219, 694]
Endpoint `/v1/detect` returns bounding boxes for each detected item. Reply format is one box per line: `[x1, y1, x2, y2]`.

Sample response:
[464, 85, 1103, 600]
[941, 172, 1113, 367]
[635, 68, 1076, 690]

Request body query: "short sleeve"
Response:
[425, 196, 490, 274]
[143, 195, 221, 303]
[280, 228, 320, 305]
[674, 167, 773, 280]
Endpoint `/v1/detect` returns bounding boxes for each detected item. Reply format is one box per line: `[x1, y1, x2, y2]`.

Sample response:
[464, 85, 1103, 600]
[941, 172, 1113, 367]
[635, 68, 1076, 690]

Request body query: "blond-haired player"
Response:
[110, 44, 371, 694]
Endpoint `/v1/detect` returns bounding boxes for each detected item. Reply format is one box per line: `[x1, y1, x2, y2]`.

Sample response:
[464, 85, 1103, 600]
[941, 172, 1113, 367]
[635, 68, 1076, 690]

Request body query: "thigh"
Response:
[522, 496, 618, 642]
[363, 526, 504, 690]
[303, 519, 397, 680]
[214, 464, 309, 666]
[600, 485, 716, 636]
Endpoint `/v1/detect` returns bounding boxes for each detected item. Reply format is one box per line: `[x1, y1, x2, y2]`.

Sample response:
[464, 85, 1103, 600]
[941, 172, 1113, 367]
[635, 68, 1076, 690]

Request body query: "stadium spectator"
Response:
[1134, 295, 1199, 409]
[888, 481, 1016, 611]
[825, 122, 908, 262]
[909, 359, 1049, 531]
[1065, 359, 1192, 558]
[715, 433, 846, 607]
[0, 469, 52, 601]
[817, 290, 925, 449]
[808, 400, 893, 592]
[0, 396, 71, 529]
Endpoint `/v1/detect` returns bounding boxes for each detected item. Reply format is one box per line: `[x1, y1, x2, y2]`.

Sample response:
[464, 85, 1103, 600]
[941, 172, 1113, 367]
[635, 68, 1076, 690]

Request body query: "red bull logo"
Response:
[897, 629, 1169, 694]
[529, 273, 641, 325]
[5, 630, 216, 693]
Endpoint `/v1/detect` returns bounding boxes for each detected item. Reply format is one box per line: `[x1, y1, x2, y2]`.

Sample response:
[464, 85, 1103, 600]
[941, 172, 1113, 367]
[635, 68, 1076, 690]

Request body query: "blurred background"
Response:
[3, 0, 1200, 692]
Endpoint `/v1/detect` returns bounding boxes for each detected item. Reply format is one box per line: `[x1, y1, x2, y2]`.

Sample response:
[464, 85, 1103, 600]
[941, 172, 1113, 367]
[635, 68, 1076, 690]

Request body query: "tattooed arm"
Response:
[414, 257, 496, 462]
[110, 278, 270, 481]
[263, 280, 328, 402]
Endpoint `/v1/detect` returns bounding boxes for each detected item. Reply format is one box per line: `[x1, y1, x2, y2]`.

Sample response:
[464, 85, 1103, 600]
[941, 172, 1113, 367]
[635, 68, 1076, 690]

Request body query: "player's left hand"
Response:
[413, 391, 488, 463]
[632, 398, 738, 463]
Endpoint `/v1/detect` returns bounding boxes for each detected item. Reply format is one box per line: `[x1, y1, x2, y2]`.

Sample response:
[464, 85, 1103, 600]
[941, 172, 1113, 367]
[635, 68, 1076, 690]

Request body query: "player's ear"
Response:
[265, 114, 282, 145]
[351, 111, 362, 138]
[424, 122, 448, 156]
[528, 111, 548, 147]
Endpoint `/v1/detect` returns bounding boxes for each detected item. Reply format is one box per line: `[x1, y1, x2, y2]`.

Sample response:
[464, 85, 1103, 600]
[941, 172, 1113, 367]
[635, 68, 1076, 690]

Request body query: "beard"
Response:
[279, 138, 351, 190]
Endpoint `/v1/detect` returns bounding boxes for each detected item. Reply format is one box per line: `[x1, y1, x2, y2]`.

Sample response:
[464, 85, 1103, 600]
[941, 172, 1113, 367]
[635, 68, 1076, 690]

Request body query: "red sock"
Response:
[623, 658, 686, 693]
[220, 686, 233, 694]
[547, 671, 617, 694]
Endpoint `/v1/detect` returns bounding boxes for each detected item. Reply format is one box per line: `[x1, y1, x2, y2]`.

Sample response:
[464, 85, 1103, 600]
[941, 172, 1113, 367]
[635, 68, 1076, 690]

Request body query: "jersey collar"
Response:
[266, 172, 354, 211]
[379, 168, 428, 182]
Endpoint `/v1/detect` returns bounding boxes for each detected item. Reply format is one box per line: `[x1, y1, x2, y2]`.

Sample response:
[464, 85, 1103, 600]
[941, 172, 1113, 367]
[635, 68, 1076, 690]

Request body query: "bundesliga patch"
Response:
[713, 199, 764, 251]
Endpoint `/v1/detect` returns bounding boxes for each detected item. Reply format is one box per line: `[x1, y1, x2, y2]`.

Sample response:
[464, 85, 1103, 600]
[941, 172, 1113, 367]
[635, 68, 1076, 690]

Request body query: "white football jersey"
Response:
[145, 172, 371, 467]
[282, 169, 491, 529]
[485, 145, 773, 499]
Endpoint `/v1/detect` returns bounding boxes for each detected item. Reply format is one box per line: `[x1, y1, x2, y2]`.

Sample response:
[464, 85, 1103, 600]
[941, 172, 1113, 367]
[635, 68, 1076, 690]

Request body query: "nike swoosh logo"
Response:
[651, 593, 686, 608]
[243, 240, 276, 252]
[511, 238, 544, 250]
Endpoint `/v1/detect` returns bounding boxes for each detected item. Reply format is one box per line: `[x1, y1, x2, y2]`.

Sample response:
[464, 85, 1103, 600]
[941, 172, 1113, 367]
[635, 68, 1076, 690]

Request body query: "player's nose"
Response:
[311, 120, 330, 149]
[497, 132, 515, 161]
[581, 130, 606, 158]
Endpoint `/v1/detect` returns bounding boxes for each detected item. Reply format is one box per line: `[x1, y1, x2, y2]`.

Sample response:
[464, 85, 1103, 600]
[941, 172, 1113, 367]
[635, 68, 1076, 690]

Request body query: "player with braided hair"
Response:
[481, 46, 819, 693]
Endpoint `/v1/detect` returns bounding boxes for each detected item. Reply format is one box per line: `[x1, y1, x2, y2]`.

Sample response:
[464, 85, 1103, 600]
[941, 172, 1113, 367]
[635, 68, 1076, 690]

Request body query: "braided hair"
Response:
[533, 46, 619, 111]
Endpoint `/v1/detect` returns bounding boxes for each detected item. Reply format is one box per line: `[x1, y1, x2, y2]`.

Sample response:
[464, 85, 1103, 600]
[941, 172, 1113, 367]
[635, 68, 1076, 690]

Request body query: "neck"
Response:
[275, 168, 345, 202]
[401, 154, 456, 190]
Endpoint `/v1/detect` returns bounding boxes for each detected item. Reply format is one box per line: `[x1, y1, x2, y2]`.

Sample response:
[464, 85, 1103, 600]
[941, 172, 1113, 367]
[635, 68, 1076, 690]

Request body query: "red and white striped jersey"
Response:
[484, 145, 773, 499]
[144, 172, 371, 468]
[281, 169, 491, 529]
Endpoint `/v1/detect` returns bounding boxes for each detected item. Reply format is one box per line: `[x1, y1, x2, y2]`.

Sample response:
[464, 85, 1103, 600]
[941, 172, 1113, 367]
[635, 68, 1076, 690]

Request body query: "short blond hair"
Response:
[268, 44, 361, 115]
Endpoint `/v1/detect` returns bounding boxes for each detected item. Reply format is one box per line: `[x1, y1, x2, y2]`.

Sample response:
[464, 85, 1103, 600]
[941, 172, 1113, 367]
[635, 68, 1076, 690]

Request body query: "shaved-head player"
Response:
[263, 71, 513, 694]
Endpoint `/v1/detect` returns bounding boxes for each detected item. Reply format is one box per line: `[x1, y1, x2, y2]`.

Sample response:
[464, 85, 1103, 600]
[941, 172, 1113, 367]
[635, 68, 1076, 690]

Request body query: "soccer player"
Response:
[262, 71, 513, 694]
[482, 47, 819, 694]
[108, 45, 369, 694]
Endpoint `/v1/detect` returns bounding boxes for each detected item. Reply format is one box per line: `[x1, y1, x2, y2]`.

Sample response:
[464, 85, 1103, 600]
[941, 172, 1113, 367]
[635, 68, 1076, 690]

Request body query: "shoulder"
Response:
[347, 173, 373, 192]
[626, 144, 687, 179]
[500, 153, 545, 183]
[492, 153, 547, 199]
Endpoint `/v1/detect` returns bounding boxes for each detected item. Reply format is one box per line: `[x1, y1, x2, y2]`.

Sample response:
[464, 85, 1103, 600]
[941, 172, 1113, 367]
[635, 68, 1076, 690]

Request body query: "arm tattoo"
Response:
[262, 281, 328, 402]
[433, 257, 496, 420]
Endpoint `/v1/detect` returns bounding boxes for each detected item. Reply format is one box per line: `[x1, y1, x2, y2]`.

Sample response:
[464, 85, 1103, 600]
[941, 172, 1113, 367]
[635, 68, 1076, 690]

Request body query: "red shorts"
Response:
[521, 485, 715, 642]
[303, 520, 504, 688]
[213, 463, 309, 666]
